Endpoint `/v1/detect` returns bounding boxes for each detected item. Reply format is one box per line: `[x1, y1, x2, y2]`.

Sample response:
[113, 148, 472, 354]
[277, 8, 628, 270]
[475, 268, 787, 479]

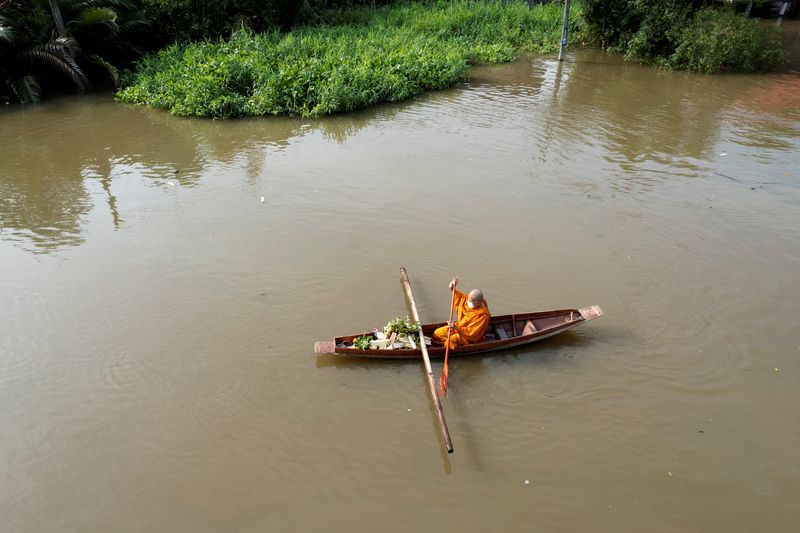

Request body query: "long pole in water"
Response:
[558, 0, 572, 62]
[400, 267, 454, 454]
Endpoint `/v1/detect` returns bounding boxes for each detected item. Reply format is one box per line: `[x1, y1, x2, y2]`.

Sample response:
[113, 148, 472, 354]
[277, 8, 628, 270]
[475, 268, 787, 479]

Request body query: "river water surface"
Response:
[2, 22, 799, 533]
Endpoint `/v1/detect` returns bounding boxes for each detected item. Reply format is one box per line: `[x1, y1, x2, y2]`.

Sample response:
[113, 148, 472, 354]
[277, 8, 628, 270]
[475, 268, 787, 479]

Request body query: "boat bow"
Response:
[578, 305, 604, 321]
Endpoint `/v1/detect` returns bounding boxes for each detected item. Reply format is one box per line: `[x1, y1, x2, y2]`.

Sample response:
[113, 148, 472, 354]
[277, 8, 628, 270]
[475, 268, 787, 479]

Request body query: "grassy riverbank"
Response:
[117, 1, 585, 118]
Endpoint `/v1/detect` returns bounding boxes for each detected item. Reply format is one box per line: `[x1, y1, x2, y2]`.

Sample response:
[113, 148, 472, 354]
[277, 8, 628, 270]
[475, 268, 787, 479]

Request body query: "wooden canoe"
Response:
[314, 305, 603, 358]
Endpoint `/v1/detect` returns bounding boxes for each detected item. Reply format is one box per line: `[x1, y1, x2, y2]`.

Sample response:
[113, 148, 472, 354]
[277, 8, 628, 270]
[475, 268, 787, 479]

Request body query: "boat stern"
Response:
[314, 341, 336, 354]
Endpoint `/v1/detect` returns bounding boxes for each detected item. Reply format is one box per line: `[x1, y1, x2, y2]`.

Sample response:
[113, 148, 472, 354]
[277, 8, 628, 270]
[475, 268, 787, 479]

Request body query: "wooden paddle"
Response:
[400, 267, 454, 454]
[440, 277, 458, 397]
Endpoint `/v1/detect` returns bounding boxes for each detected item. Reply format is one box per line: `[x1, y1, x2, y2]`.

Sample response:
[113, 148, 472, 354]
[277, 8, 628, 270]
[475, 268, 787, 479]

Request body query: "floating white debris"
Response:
[668, 471, 672, 478]
[720, 152, 727, 156]
[524, 480, 530, 485]
[407, 408, 411, 412]
[260, 196, 266, 203]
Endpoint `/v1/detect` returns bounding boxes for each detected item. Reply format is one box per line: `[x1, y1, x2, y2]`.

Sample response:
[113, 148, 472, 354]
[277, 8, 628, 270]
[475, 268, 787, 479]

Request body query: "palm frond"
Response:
[22, 41, 90, 91]
[8, 74, 42, 103]
[90, 53, 119, 86]
[2, 0, 147, 102]
[0, 14, 15, 45]
[118, 13, 150, 33]
[69, 7, 119, 36]
[74, 0, 135, 11]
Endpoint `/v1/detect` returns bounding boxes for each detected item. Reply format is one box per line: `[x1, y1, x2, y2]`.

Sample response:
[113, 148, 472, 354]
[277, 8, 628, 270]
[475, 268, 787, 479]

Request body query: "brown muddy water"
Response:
[2, 23, 799, 533]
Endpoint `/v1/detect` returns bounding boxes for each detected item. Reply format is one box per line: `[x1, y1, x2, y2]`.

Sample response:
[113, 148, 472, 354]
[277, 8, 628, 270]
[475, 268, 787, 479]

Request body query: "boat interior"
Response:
[482, 310, 583, 341]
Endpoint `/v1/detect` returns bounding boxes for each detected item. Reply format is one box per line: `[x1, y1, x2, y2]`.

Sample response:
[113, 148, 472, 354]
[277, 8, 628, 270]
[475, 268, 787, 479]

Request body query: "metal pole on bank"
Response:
[558, 0, 572, 62]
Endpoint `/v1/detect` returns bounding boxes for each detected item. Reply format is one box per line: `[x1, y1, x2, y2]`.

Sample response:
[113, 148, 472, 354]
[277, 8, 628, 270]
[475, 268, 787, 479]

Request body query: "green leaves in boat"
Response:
[352, 316, 430, 350]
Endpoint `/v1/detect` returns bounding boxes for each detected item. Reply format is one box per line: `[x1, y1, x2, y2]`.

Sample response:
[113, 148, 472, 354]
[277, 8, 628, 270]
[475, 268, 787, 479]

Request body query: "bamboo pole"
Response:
[400, 267, 454, 454]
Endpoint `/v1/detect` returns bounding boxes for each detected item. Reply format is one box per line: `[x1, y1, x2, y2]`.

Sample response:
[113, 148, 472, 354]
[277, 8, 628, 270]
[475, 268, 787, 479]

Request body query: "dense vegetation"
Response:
[117, 1, 585, 118]
[582, 0, 785, 72]
[0, 0, 147, 103]
[1, 0, 790, 108]
[138, 0, 313, 43]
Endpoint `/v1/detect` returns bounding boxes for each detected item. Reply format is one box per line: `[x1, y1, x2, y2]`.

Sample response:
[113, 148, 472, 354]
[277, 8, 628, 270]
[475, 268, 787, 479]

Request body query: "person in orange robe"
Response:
[432, 279, 491, 349]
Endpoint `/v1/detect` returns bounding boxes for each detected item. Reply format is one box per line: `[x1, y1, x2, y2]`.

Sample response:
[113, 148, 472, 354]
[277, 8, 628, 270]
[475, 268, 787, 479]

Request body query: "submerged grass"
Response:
[117, 1, 585, 118]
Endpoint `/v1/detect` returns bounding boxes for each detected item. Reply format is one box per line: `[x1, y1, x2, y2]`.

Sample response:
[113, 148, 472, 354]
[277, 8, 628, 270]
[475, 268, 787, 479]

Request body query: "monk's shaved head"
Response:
[468, 289, 484, 306]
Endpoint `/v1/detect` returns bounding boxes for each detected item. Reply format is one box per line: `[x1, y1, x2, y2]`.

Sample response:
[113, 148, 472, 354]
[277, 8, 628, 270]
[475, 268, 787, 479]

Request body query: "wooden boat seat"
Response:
[494, 325, 508, 340]
[522, 320, 537, 336]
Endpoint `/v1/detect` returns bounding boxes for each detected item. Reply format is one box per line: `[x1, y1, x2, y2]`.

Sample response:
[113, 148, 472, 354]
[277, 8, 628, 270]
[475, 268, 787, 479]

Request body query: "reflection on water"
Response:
[0, 90, 407, 253]
[0, 171, 90, 252]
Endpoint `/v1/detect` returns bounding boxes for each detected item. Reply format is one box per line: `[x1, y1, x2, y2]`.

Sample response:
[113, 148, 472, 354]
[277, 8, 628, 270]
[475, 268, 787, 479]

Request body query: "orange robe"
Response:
[432, 290, 491, 349]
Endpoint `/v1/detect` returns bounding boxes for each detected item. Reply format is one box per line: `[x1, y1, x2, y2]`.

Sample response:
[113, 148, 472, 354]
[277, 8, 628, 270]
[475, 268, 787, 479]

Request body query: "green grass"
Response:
[117, 1, 585, 118]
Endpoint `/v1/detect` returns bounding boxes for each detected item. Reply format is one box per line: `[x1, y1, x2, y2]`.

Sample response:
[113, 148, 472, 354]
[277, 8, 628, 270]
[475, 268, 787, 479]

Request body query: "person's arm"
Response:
[447, 290, 467, 330]
[452, 289, 467, 307]
[447, 277, 466, 329]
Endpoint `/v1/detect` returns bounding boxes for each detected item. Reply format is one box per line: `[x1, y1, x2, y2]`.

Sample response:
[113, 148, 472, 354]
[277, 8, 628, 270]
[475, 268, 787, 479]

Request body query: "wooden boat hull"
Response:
[314, 305, 603, 359]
